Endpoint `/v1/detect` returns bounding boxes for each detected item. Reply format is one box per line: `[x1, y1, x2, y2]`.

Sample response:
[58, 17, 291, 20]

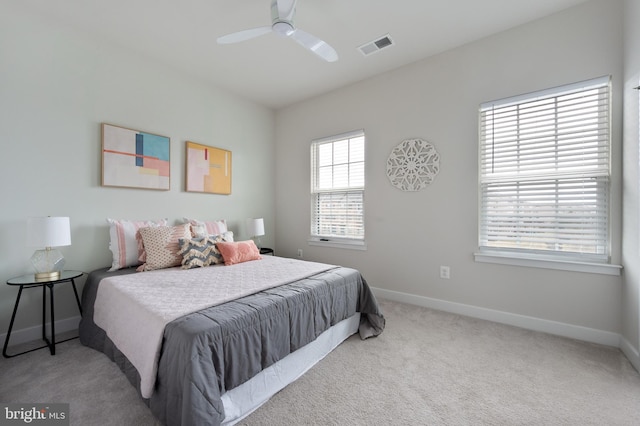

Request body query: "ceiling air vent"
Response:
[358, 34, 394, 56]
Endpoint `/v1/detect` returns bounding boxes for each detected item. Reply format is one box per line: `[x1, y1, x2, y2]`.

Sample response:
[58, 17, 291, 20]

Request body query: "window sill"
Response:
[474, 252, 622, 276]
[308, 238, 367, 251]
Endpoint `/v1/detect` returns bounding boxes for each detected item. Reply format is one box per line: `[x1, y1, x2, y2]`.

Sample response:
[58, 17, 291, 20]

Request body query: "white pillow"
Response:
[218, 231, 234, 242]
[107, 218, 168, 271]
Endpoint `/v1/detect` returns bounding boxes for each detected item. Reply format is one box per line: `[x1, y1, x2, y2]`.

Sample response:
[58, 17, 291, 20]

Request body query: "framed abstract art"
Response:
[185, 141, 232, 194]
[102, 123, 170, 190]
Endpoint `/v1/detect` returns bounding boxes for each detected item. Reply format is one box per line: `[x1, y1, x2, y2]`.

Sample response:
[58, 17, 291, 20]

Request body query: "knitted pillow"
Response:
[178, 235, 226, 269]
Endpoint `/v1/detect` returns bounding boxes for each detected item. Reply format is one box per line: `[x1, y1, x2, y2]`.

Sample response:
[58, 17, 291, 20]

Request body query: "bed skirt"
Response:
[221, 313, 360, 424]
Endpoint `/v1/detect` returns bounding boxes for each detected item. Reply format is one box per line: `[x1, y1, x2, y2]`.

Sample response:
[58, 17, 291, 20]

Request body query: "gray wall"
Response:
[3, 0, 638, 369]
[0, 5, 276, 336]
[622, 0, 640, 369]
[275, 0, 625, 344]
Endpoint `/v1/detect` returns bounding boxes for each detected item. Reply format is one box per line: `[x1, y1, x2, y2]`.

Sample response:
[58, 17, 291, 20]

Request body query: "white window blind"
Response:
[478, 76, 610, 262]
[311, 130, 365, 241]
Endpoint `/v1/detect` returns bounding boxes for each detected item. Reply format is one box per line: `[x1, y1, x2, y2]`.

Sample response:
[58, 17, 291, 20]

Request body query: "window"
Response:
[310, 130, 366, 249]
[477, 76, 613, 270]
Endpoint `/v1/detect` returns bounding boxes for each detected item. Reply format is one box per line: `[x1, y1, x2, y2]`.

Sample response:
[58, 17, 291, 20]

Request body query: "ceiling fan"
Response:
[217, 0, 338, 63]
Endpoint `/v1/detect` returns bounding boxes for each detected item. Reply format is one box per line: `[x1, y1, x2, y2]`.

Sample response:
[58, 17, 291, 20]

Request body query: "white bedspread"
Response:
[93, 256, 337, 398]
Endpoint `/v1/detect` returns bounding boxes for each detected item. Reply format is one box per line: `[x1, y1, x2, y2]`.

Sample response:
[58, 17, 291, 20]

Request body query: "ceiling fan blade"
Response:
[275, 0, 296, 21]
[290, 29, 338, 62]
[217, 26, 272, 44]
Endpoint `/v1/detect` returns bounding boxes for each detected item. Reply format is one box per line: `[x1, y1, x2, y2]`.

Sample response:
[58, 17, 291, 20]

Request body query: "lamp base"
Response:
[34, 271, 61, 282]
[30, 248, 65, 282]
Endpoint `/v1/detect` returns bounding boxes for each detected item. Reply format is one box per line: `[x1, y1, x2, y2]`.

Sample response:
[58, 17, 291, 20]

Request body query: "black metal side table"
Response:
[260, 247, 275, 256]
[3, 270, 84, 358]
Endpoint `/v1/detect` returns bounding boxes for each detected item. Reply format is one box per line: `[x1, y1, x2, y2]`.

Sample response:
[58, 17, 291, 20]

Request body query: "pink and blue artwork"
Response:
[102, 123, 170, 190]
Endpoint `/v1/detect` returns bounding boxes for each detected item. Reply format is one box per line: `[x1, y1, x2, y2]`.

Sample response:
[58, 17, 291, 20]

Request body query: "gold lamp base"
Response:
[34, 271, 61, 282]
[31, 248, 65, 282]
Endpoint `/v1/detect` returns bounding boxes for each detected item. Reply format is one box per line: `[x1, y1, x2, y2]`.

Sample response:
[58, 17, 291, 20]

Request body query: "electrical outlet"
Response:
[440, 265, 450, 279]
[297, 249, 303, 258]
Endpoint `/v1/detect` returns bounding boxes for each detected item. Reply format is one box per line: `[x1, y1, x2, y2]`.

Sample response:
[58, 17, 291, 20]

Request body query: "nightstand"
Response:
[3, 270, 84, 358]
[260, 247, 275, 256]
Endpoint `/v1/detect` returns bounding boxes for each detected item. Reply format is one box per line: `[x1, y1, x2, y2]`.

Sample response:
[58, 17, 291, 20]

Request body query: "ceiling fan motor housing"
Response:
[273, 21, 295, 37]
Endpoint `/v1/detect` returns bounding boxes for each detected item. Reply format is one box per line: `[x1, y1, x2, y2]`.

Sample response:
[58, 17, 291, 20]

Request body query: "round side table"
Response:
[3, 270, 84, 358]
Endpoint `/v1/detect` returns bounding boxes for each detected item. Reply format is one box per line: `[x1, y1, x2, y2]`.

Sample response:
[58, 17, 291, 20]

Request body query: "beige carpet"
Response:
[2, 299, 640, 425]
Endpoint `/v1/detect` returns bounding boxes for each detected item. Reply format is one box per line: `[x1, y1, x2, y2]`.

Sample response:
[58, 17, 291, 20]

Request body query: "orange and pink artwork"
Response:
[185, 141, 232, 195]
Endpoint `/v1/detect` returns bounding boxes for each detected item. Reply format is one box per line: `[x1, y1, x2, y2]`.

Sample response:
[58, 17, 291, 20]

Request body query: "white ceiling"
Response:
[15, 0, 589, 109]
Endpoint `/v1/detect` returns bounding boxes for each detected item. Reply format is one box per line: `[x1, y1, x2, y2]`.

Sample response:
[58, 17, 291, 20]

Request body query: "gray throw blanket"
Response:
[80, 262, 385, 425]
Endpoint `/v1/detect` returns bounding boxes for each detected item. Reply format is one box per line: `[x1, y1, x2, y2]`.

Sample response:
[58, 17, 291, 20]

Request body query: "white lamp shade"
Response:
[246, 218, 265, 238]
[27, 216, 71, 248]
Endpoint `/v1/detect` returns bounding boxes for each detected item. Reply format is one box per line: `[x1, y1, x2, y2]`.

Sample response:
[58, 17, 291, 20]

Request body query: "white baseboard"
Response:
[0, 315, 81, 349]
[5, 292, 640, 374]
[620, 336, 640, 372]
[372, 287, 620, 347]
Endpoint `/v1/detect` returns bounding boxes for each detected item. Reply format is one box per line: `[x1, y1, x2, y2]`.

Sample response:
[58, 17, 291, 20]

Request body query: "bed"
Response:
[79, 254, 385, 426]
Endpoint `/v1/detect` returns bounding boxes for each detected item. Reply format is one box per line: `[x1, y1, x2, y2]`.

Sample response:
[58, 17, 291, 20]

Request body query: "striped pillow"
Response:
[107, 218, 168, 271]
[183, 218, 227, 238]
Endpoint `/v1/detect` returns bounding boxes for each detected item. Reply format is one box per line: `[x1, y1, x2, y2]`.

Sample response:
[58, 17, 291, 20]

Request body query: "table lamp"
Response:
[27, 216, 71, 281]
[246, 218, 265, 249]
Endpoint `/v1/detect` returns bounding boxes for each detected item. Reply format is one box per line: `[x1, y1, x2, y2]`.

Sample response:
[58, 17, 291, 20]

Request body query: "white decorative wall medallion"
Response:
[386, 138, 440, 191]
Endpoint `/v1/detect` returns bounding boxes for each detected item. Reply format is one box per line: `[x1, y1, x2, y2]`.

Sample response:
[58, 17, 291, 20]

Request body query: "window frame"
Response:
[309, 129, 367, 250]
[474, 76, 621, 276]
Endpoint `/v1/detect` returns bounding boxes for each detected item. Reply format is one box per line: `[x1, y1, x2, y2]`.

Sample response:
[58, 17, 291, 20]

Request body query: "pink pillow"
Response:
[216, 240, 262, 266]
